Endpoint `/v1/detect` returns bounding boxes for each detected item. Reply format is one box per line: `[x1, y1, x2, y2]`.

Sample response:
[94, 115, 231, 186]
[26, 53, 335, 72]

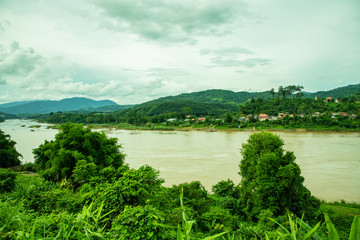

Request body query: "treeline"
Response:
[240, 95, 359, 115]
[1, 123, 359, 239]
[29, 95, 360, 130]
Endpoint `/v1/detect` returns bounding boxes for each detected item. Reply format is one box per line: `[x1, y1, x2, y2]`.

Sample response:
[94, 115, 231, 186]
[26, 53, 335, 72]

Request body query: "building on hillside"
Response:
[331, 113, 339, 118]
[278, 113, 286, 119]
[324, 97, 333, 102]
[349, 114, 357, 119]
[238, 117, 247, 122]
[197, 117, 206, 122]
[258, 113, 270, 121]
[167, 118, 178, 122]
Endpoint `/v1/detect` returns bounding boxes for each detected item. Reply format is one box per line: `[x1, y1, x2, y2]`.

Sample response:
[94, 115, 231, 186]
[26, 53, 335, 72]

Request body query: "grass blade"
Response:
[302, 221, 321, 240]
[348, 216, 360, 240]
[324, 213, 339, 240]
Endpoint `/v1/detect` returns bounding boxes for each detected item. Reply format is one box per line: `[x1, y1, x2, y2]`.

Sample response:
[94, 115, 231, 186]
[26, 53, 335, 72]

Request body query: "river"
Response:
[1, 119, 359, 202]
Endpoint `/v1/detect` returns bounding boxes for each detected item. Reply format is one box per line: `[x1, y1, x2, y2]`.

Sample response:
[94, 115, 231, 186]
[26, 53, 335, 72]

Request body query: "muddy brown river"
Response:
[1, 119, 359, 202]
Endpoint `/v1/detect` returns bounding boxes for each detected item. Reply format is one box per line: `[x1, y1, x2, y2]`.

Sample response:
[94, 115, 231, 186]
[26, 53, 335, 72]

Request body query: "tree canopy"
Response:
[33, 122, 125, 182]
[0, 129, 22, 168]
[239, 132, 319, 220]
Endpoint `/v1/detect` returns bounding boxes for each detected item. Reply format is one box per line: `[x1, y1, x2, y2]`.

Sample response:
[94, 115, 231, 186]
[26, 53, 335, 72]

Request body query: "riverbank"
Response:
[42, 121, 360, 133]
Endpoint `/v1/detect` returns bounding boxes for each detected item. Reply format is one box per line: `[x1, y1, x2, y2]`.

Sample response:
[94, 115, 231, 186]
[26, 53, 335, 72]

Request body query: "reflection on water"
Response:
[1, 119, 359, 202]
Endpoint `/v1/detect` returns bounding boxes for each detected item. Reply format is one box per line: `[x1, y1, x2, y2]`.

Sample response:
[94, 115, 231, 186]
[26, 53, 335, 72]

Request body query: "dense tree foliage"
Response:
[29, 90, 360, 131]
[0, 129, 22, 167]
[239, 132, 320, 220]
[0, 168, 17, 193]
[33, 122, 125, 182]
[240, 96, 360, 115]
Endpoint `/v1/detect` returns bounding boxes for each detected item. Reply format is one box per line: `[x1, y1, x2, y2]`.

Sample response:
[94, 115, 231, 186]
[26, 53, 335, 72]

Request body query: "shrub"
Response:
[239, 132, 320, 220]
[33, 123, 125, 182]
[111, 205, 168, 239]
[0, 168, 17, 193]
[0, 130, 22, 168]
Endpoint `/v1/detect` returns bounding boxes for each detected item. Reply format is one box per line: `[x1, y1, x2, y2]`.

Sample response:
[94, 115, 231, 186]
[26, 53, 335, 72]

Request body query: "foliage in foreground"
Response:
[33, 122, 125, 182]
[0, 173, 359, 239]
[0, 129, 22, 168]
[239, 132, 320, 220]
[1, 126, 359, 239]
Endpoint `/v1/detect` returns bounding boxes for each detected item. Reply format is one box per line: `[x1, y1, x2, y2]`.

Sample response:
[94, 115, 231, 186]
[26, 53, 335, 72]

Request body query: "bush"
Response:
[83, 165, 164, 218]
[19, 162, 37, 172]
[0, 168, 17, 193]
[111, 205, 168, 239]
[239, 132, 320, 220]
[33, 123, 125, 182]
[0, 130, 22, 168]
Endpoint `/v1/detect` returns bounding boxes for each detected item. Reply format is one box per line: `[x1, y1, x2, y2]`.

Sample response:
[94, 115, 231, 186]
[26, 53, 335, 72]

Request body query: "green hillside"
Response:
[114, 84, 360, 117]
[146, 89, 270, 105]
[118, 100, 237, 116]
[305, 83, 360, 99]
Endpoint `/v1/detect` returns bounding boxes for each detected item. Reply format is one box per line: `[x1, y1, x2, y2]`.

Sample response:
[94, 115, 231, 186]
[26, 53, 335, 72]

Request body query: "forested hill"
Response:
[144, 89, 271, 105]
[115, 84, 359, 116]
[125, 84, 360, 108]
[117, 100, 237, 116]
[0, 97, 119, 114]
[304, 83, 360, 99]
[114, 89, 270, 116]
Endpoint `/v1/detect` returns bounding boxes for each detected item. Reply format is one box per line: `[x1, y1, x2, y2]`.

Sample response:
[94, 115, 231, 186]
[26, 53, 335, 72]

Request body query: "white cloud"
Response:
[90, 0, 252, 44]
[0, 0, 359, 103]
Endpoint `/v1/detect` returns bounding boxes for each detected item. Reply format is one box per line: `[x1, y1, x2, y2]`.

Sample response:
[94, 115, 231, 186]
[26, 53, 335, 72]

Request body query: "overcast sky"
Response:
[0, 0, 359, 104]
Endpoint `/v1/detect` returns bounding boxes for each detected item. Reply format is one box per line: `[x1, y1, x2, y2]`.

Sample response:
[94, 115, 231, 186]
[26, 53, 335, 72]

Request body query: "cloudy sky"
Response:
[0, 0, 359, 104]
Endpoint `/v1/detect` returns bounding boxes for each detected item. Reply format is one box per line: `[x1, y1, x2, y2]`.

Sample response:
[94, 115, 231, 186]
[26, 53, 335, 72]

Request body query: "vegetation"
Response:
[33, 123, 125, 182]
[239, 132, 320, 220]
[23, 84, 359, 132]
[29, 96, 360, 131]
[239, 95, 359, 116]
[0, 126, 359, 239]
[0, 129, 22, 168]
[0, 168, 17, 193]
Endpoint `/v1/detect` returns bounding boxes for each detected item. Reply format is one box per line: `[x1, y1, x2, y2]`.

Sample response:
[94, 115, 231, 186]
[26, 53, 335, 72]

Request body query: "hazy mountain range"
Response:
[0, 97, 130, 115]
[0, 84, 359, 116]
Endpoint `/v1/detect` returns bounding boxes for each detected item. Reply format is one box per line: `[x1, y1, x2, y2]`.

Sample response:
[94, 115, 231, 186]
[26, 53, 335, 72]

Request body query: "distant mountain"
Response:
[0, 100, 40, 109]
[73, 104, 135, 113]
[0, 97, 119, 114]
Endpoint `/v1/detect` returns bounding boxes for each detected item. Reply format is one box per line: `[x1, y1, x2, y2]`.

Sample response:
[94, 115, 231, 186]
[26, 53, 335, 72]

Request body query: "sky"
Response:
[0, 0, 359, 105]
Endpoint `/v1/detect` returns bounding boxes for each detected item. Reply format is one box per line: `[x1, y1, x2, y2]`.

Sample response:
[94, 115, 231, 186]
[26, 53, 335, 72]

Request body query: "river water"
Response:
[1, 119, 359, 202]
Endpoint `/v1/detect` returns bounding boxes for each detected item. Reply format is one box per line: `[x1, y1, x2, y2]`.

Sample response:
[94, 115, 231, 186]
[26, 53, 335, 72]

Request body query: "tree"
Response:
[0, 129, 22, 168]
[238, 132, 319, 220]
[33, 122, 125, 182]
[278, 86, 285, 98]
[269, 88, 275, 99]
